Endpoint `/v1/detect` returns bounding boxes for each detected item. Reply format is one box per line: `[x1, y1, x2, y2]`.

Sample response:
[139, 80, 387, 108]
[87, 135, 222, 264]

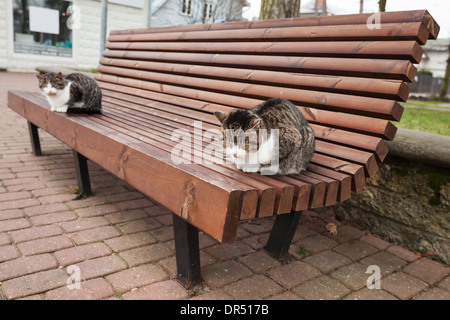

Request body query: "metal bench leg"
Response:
[27, 122, 42, 156]
[264, 210, 302, 259]
[172, 213, 202, 286]
[73, 150, 92, 196]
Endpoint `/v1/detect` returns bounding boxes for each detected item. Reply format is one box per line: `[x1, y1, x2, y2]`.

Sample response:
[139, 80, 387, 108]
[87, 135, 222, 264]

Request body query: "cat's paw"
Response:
[241, 164, 260, 173]
[50, 106, 57, 112]
[55, 106, 68, 113]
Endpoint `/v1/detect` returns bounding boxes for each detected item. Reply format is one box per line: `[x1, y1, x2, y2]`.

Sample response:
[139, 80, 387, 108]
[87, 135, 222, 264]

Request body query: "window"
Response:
[203, 2, 213, 20]
[12, 0, 73, 58]
[181, 0, 192, 16]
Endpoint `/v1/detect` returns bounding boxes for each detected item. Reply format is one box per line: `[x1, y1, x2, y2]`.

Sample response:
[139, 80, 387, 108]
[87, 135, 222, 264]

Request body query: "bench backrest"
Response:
[93, 10, 439, 214]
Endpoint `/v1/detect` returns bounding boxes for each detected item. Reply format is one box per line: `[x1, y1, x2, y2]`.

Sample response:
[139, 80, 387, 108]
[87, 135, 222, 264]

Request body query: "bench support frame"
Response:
[264, 210, 302, 259]
[73, 151, 92, 196]
[172, 213, 202, 286]
[28, 121, 42, 156]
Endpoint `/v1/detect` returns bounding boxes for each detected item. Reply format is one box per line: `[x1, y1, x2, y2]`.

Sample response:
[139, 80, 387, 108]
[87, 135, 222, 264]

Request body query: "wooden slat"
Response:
[97, 64, 404, 120]
[107, 22, 429, 45]
[100, 58, 411, 102]
[101, 50, 417, 82]
[105, 40, 423, 64]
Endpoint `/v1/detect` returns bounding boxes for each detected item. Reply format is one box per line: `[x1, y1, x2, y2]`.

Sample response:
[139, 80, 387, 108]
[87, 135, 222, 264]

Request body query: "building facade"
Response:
[0, 0, 248, 72]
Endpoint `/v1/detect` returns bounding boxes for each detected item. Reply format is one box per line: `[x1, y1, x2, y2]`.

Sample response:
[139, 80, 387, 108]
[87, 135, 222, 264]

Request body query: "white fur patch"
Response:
[42, 82, 72, 112]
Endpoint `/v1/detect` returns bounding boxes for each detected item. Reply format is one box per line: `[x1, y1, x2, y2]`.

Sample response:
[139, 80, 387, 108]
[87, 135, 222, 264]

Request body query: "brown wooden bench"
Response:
[8, 10, 439, 285]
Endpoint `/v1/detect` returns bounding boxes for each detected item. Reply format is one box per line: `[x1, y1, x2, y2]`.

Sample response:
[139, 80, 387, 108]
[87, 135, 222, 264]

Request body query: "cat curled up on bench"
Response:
[215, 98, 315, 175]
[37, 72, 102, 114]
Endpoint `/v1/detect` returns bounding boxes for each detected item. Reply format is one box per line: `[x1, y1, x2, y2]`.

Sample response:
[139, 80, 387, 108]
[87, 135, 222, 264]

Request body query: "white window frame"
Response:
[204, 2, 213, 20]
[7, 0, 77, 63]
[180, 0, 193, 17]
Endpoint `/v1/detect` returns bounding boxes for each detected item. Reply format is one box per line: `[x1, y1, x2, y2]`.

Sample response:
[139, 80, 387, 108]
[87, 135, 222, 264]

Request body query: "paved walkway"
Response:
[0, 72, 449, 300]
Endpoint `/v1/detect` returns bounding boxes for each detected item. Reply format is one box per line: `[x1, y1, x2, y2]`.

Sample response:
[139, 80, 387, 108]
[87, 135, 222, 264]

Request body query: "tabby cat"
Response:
[37, 72, 102, 113]
[214, 98, 315, 175]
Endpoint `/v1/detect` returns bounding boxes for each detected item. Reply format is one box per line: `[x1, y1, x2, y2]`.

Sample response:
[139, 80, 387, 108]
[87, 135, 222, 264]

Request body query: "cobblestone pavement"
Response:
[1, 72, 449, 300]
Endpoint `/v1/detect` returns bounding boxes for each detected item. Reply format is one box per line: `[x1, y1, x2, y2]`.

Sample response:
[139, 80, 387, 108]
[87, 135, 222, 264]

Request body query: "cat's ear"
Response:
[36, 74, 44, 80]
[214, 111, 227, 125]
[54, 72, 63, 79]
[250, 118, 262, 129]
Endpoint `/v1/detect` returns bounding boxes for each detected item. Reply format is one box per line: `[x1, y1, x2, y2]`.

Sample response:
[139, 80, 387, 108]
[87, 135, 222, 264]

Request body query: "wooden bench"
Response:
[8, 10, 439, 285]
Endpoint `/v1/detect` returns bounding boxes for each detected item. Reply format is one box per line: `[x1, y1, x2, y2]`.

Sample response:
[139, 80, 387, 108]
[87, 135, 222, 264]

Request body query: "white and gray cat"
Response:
[37, 72, 102, 113]
[215, 98, 315, 175]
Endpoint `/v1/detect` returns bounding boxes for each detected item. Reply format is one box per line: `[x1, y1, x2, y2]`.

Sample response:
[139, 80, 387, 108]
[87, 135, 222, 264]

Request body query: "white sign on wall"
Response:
[29, 6, 60, 35]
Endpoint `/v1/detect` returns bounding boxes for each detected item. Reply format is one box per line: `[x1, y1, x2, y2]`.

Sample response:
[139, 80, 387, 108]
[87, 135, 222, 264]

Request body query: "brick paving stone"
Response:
[295, 234, 339, 254]
[2, 269, 68, 300]
[190, 289, 233, 300]
[414, 287, 450, 300]
[202, 260, 253, 288]
[0, 245, 20, 263]
[107, 264, 169, 293]
[240, 219, 274, 235]
[330, 262, 370, 290]
[205, 242, 255, 260]
[292, 276, 351, 300]
[360, 234, 392, 250]
[59, 217, 110, 233]
[238, 251, 281, 273]
[10, 225, 63, 243]
[344, 288, 398, 300]
[0, 232, 11, 245]
[104, 232, 156, 252]
[269, 291, 304, 300]
[105, 209, 148, 224]
[117, 217, 162, 234]
[68, 225, 121, 245]
[386, 245, 420, 262]
[29, 211, 77, 226]
[45, 278, 115, 300]
[0, 217, 31, 232]
[54, 243, 112, 266]
[267, 261, 321, 289]
[114, 198, 155, 211]
[75, 204, 119, 218]
[0, 209, 23, 221]
[334, 239, 379, 261]
[122, 279, 189, 300]
[381, 272, 428, 300]
[403, 258, 450, 284]
[73, 255, 127, 280]
[438, 275, 450, 291]
[17, 235, 73, 256]
[327, 225, 365, 244]
[119, 243, 173, 267]
[23, 203, 69, 217]
[360, 251, 408, 275]
[223, 274, 283, 300]
[304, 250, 352, 273]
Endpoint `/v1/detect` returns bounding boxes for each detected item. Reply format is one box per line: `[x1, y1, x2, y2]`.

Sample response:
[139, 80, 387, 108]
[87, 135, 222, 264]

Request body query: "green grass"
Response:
[395, 107, 450, 136]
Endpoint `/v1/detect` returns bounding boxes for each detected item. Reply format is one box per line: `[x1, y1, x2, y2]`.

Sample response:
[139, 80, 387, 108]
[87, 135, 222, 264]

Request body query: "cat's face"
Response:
[37, 72, 66, 96]
[214, 109, 265, 160]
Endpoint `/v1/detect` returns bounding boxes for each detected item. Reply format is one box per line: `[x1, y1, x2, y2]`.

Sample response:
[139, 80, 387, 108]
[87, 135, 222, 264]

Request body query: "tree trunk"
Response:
[260, 0, 301, 19]
[378, 0, 386, 12]
[439, 46, 450, 100]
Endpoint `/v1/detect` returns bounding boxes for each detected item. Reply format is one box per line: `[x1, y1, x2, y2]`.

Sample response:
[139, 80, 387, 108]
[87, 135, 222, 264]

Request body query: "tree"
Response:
[378, 0, 386, 12]
[439, 45, 450, 100]
[260, 0, 301, 20]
